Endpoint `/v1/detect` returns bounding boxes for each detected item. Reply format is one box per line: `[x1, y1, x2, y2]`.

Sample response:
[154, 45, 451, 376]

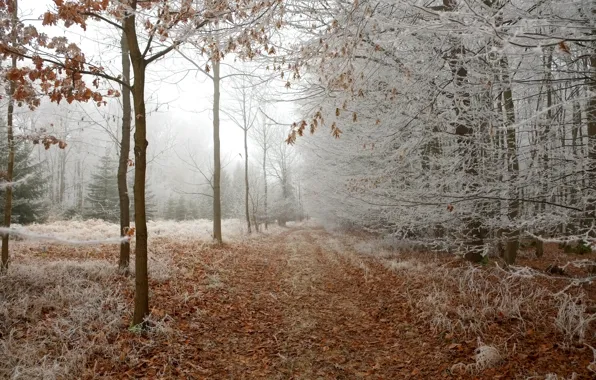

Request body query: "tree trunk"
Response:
[502, 55, 520, 265]
[124, 7, 149, 327]
[244, 126, 251, 233]
[213, 57, 223, 244]
[588, 44, 596, 232]
[448, 45, 483, 262]
[58, 150, 66, 204]
[1, 0, 18, 272]
[77, 159, 84, 213]
[263, 140, 268, 230]
[118, 29, 132, 273]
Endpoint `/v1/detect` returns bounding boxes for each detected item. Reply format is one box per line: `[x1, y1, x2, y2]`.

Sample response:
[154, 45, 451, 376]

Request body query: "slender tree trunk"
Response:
[213, 57, 223, 244]
[78, 159, 84, 213]
[263, 142, 268, 230]
[244, 126, 251, 233]
[1, 0, 18, 272]
[124, 6, 149, 327]
[542, 48, 553, 214]
[588, 45, 596, 233]
[118, 29, 132, 273]
[448, 45, 482, 261]
[502, 55, 519, 265]
[58, 150, 66, 204]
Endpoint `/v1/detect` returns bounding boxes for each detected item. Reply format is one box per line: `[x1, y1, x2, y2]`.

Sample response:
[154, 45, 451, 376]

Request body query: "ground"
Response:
[1, 222, 595, 379]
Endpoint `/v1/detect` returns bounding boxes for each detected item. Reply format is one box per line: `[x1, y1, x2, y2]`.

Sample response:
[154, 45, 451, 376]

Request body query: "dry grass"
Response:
[555, 293, 596, 343]
[1, 224, 595, 378]
[0, 260, 126, 379]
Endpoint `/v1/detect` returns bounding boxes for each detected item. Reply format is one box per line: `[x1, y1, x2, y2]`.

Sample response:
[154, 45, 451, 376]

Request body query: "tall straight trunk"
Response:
[542, 48, 553, 213]
[588, 45, 596, 231]
[118, 30, 132, 272]
[448, 45, 482, 261]
[58, 150, 66, 204]
[124, 5, 149, 326]
[244, 126, 251, 233]
[263, 141, 268, 230]
[212, 57, 223, 244]
[279, 173, 288, 227]
[77, 159, 84, 213]
[502, 55, 520, 265]
[1, 0, 18, 272]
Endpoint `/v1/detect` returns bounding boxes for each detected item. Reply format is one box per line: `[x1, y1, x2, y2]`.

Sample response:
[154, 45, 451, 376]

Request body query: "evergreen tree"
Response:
[0, 127, 47, 224]
[186, 197, 200, 220]
[128, 174, 157, 221]
[164, 196, 176, 220]
[85, 151, 119, 222]
[174, 195, 186, 221]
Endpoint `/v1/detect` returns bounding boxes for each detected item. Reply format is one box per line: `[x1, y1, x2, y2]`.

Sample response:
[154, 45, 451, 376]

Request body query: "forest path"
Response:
[93, 227, 445, 379]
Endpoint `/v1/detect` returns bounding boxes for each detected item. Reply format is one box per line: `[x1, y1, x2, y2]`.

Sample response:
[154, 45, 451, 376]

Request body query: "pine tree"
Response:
[0, 127, 47, 224]
[85, 151, 119, 222]
[174, 195, 186, 221]
[128, 174, 157, 221]
[164, 196, 176, 220]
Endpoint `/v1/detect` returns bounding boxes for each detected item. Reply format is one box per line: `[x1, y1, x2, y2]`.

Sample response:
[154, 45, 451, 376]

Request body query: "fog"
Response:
[6, 0, 300, 222]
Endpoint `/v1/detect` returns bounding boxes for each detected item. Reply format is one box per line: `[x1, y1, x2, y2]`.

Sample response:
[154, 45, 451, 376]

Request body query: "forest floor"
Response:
[1, 223, 596, 379]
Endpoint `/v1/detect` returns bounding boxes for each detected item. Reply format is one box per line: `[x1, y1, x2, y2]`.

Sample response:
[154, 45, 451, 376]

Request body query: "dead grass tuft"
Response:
[0, 260, 126, 379]
[555, 293, 596, 343]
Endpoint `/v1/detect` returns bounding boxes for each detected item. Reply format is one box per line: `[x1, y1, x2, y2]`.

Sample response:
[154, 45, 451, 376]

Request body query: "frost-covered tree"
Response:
[0, 126, 47, 224]
[287, 0, 596, 263]
[85, 150, 119, 222]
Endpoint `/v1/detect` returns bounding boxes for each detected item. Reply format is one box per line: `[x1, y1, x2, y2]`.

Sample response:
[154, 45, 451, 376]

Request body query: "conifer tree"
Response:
[127, 174, 157, 221]
[85, 151, 119, 222]
[174, 196, 187, 221]
[0, 126, 47, 224]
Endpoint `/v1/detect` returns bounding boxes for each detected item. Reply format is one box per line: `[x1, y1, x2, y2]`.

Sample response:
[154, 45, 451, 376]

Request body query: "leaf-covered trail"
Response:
[88, 227, 594, 379]
[97, 227, 447, 379]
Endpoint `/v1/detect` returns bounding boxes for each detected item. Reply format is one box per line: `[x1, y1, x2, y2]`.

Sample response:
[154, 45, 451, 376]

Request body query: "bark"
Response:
[588, 45, 596, 232]
[118, 29, 132, 273]
[124, 5, 149, 326]
[1, 0, 18, 272]
[58, 149, 66, 204]
[212, 57, 223, 244]
[448, 45, 483, 261]
[263, 133, 268, 230]
[77, 159, 84, 213]
[502, 55, 520, 265]
[244, 125, 251, 233]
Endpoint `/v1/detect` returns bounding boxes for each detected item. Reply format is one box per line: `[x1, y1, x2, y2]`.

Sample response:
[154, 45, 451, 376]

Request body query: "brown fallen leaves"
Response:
[5, 228, 596, 379]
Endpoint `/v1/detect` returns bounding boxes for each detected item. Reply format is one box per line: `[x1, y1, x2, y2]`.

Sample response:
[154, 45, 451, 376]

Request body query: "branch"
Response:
[7, 46, 131, 91]
[145, 19, 210, 65]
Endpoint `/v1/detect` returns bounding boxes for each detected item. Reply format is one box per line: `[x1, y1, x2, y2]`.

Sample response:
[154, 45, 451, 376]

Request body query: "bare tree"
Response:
[1, 0, 17, 272]
[117, 28, 132, 273]
[222, 76, 260, 233]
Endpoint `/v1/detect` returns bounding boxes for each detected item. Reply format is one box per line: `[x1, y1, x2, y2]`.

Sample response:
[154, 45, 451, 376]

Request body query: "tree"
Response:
[269, 127, 298, 226]
[253, 110, 281, 229]
[128, 175, 156, 222]
[0, 126, 47, 224]
[164, 196, 176, 220]
[252, 114, 274, 229]
[85, 150, 119, 222]
[223, 75, 260, 233]
[117, 27, 132, 272]
[285, 0, 595, 264]
[212, 55, 223, 243]
[1, 0, 17, 271]
[3, 0, 284, 325]
[174, 195, 187, 221]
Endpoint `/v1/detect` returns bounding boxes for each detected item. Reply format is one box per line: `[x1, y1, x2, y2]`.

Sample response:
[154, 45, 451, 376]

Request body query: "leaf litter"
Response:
[1, 225, 595, 379]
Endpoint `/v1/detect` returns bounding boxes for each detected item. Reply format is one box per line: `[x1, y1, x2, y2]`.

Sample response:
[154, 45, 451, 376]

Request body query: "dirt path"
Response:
[86, 227, 594, 379]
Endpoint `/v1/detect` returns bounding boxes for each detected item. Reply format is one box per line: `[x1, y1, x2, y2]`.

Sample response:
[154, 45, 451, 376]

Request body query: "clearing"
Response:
[1, 222, 595, 379]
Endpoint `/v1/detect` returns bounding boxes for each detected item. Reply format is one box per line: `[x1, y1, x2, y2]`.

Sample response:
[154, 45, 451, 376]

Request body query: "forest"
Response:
[0, 0, 595, 378]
